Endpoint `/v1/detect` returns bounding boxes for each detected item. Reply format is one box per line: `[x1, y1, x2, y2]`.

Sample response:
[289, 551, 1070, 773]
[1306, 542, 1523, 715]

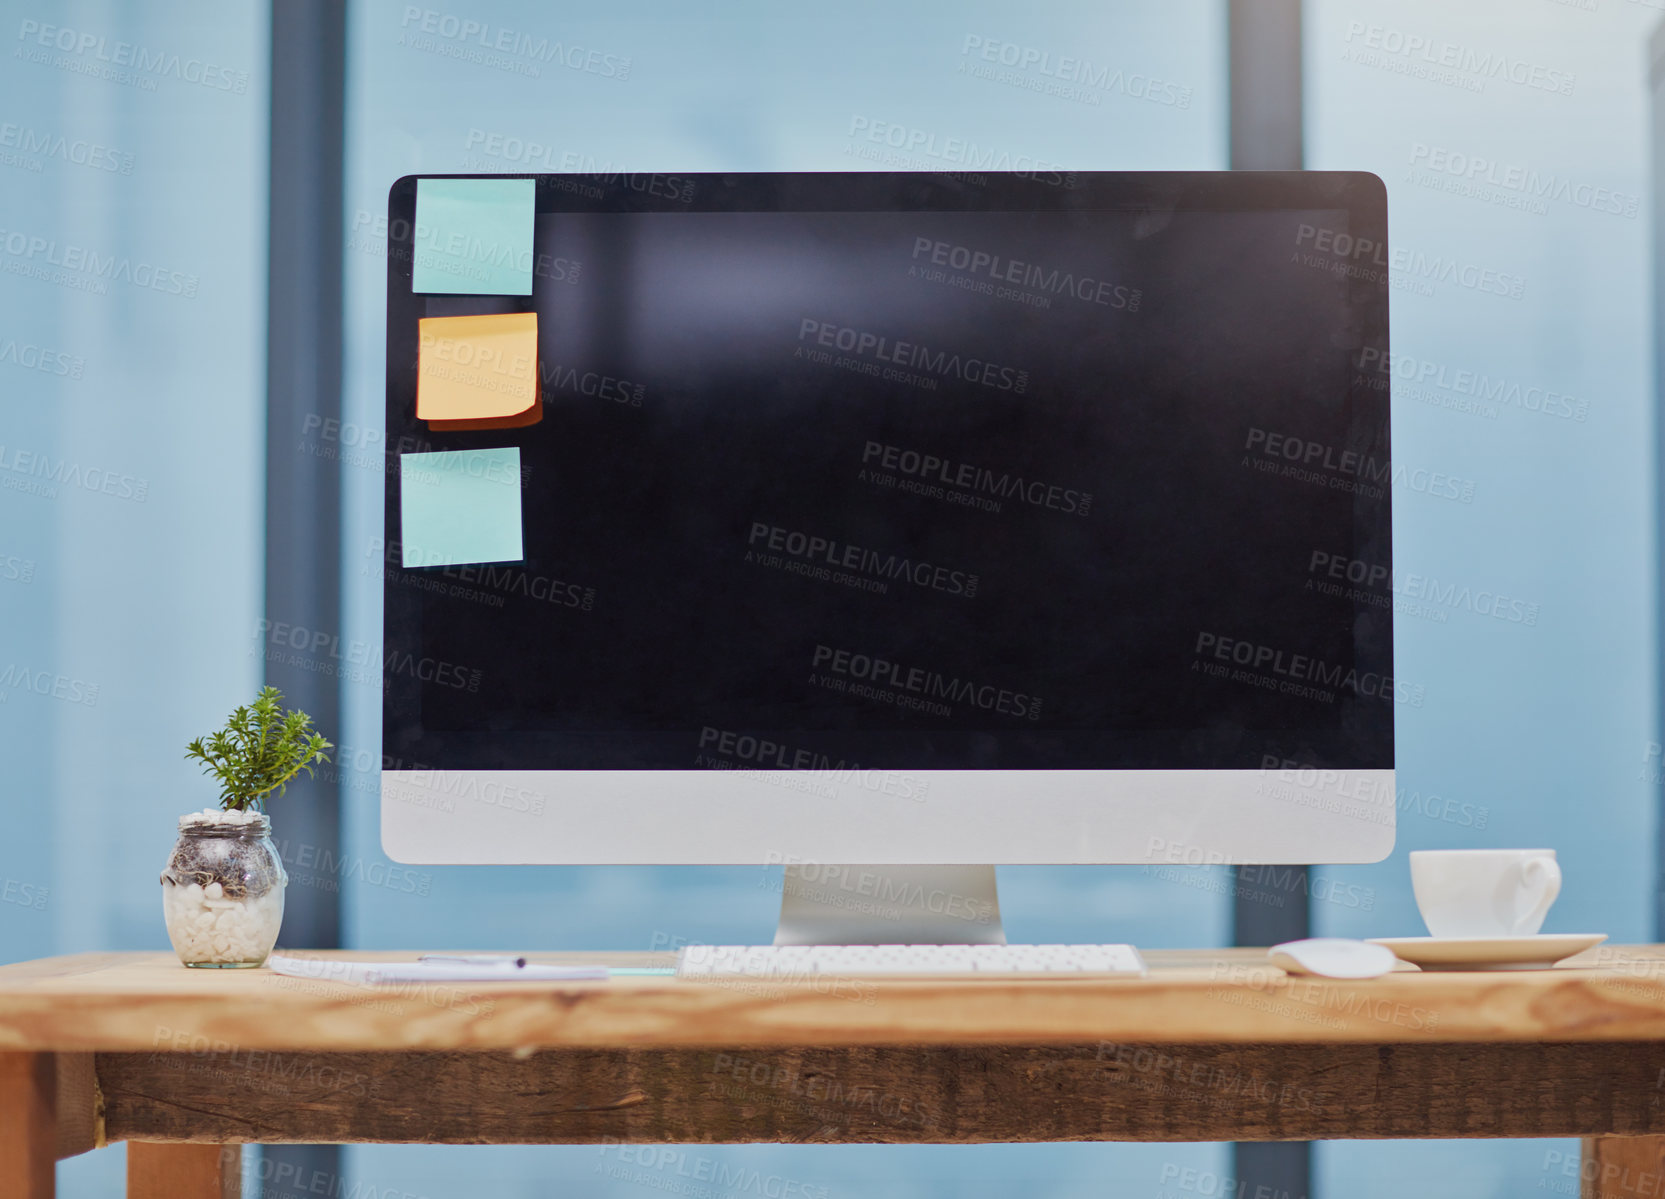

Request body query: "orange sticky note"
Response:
[427, 396, 543, 432]
[416, 312, 539, 423]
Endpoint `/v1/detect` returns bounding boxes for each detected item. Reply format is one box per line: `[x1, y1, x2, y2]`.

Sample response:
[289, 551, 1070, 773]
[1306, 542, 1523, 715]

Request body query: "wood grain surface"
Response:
[1582, 1136, 1665, 1198]
[95, 1041, 1665, 1144]
[126, 1143, 240, 1199]
[0, 1052, 57, 1197]
[53, 1053, 99, 1160]
[3, 946, 1664, 1052]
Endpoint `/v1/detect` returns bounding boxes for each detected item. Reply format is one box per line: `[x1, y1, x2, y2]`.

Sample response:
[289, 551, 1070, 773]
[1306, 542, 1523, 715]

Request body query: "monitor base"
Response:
[773, 864, 1006, 945]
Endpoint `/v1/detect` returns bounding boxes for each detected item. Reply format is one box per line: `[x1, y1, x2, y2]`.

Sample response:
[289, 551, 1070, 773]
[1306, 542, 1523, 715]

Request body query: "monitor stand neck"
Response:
[773, 864, 1006, 945]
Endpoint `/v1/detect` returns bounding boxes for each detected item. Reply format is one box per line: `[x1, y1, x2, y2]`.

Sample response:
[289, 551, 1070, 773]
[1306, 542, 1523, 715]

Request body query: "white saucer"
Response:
[1368, 934, 1607, 971]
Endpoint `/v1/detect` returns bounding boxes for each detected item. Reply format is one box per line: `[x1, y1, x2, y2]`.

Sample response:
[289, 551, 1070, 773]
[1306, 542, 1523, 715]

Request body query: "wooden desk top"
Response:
[2, 945, 1663, 1052]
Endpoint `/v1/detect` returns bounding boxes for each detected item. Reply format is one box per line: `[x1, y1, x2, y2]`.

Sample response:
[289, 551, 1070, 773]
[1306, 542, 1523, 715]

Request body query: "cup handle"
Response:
[1516, 857, 1561, 935]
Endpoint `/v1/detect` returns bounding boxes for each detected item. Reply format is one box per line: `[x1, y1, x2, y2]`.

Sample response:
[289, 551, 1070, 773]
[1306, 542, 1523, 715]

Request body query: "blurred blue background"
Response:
[0, 1, 1655, 1196]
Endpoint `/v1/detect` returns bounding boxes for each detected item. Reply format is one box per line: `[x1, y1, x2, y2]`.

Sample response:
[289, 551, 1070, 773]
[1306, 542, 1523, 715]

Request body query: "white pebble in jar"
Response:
[163, 881, 285, 965]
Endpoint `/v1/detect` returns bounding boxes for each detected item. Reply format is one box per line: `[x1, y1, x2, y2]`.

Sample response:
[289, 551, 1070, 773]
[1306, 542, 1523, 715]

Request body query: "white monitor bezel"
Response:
[383, 767, 1394, 864]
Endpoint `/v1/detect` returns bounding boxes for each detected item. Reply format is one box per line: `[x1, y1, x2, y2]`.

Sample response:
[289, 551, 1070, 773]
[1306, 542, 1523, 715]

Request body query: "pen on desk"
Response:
[419, 954, 528, 968]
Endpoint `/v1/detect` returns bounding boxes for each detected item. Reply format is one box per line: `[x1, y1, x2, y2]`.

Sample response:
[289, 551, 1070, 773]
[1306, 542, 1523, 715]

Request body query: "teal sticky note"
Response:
[412, 177, 536, 295]
[399, 448, 524, 568]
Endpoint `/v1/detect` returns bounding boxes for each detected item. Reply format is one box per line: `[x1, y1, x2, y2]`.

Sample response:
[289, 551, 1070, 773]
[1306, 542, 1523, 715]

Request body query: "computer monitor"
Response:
[380, 170, 1394, 944]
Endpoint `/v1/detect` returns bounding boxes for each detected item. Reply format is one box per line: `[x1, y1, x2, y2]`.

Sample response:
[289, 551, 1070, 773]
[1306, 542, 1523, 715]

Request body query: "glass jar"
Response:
[160, 809, 288, 968]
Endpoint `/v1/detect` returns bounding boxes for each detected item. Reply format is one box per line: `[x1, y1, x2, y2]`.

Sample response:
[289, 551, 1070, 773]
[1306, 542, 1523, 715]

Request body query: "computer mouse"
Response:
[1268, 937, 1398, 979]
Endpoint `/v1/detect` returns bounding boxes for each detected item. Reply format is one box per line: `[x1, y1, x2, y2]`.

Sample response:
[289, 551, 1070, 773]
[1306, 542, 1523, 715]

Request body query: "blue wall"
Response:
[0, 1, 268, 1193]
[1305, 1, 1659, 1194]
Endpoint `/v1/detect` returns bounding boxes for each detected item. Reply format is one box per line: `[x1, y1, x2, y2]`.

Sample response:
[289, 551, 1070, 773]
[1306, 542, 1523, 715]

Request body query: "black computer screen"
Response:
[383, 172, 1392, 772]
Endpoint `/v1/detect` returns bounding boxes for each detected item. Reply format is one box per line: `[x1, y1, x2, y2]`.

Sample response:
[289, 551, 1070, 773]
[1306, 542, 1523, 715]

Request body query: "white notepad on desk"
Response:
[267, 953, 608, 984]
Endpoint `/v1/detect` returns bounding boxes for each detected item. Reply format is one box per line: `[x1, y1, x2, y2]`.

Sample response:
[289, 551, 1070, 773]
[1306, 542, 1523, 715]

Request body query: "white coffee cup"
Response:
[1409, 849, 1561, 938]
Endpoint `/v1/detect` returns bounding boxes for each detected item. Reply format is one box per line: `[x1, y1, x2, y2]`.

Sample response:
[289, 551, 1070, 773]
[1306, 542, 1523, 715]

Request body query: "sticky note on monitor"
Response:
[426, 396, 543, 433]
[417, 312, 540, 427]
[412, 177, 536, 295]
[399, 447, 523, 568]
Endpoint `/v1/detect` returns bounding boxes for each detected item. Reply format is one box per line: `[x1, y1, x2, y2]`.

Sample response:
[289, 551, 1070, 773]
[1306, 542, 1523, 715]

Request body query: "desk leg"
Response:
[127, 1143, 240, 1199]
[0, 1051, 56, 1198]
[1582, 1136, 1665, 1198]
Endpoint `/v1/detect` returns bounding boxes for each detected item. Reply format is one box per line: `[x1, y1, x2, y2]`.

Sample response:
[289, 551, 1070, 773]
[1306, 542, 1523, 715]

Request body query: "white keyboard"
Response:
[675, 943, 1146, 980]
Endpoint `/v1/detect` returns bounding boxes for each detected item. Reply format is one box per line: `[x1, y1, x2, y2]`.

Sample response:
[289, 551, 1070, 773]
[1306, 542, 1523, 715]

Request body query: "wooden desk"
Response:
[5, 946, 1665, 1198]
